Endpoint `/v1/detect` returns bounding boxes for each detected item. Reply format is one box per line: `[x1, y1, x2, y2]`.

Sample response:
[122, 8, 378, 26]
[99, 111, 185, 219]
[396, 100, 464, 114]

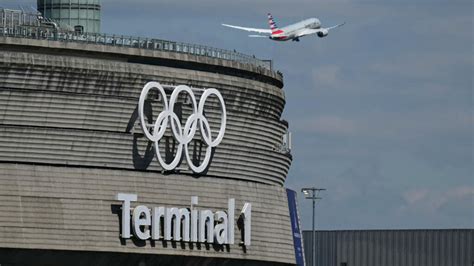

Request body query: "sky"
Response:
[2, 0, 473, 230]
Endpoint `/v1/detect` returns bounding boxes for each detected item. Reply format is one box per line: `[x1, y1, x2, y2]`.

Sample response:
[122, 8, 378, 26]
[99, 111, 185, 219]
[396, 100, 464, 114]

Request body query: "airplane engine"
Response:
[317, 29, 329, 38]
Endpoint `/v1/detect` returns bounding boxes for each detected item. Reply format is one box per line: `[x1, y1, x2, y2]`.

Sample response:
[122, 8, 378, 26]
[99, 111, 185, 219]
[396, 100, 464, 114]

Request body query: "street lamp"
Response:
[301, 187, 326, 266]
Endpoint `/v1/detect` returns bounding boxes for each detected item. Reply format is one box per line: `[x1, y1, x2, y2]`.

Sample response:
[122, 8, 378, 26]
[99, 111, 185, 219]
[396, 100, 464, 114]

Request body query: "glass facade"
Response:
[37, 0, 100, 33]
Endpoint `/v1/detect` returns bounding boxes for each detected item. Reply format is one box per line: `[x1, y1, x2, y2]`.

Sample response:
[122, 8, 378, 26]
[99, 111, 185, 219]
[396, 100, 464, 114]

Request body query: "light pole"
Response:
[301, 187, 326, 266]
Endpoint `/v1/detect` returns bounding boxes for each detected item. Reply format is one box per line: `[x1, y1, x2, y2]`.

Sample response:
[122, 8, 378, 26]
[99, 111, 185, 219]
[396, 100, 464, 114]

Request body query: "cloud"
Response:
[401, 186, 474, 214]
[403, 189, 429, 205]
[311, 65, 342, 88]
[369, 52, 472, 84]
[293, 107, 472, 142]
[410, 12, 472, 40]
[293, 115, 357, 135]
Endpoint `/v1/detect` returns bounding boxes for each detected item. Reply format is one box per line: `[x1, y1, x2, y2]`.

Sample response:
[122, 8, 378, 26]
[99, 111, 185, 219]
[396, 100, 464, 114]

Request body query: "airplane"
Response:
[222, 13, 345, 42]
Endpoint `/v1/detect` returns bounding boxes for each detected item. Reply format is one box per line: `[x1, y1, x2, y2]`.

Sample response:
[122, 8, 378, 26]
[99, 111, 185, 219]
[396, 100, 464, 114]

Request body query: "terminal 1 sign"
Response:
[116, 194, 251, 246]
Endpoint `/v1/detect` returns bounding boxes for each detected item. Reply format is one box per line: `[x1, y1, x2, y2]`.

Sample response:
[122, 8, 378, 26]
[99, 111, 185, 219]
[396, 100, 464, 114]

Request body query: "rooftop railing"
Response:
[0, 7, 279, 75]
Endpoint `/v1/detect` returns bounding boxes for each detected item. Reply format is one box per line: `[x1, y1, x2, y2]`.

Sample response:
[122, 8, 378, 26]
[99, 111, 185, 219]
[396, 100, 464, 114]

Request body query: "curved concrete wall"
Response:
[0, 37, 295, 265]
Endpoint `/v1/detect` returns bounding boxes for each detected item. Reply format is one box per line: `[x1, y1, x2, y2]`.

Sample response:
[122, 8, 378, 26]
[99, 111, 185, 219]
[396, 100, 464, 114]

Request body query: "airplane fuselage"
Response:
[222, 14, 344, 42]
[270, 18, 321, 41]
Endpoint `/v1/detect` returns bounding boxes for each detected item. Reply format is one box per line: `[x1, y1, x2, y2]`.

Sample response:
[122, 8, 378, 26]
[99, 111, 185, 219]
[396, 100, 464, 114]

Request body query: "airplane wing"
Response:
[326, 22, 346, 31]
[297, 22, 346, 37]
[222, 24, 272, 34]
[297, 28, 320, 37]
[248, 35, 269, 38]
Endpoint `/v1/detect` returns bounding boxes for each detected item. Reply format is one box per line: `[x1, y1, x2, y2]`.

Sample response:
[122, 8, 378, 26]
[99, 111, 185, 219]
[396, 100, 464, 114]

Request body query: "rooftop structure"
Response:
[37, 0, 100, 34]
[0, 8, 277, 73]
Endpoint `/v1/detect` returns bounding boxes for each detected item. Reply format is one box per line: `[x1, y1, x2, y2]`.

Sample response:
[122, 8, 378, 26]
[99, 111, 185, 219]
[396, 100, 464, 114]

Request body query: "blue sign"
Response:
[287, 189, 306, 266]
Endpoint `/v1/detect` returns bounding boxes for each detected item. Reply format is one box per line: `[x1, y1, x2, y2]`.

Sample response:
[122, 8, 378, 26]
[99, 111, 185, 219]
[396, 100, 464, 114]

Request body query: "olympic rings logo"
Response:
[138, 82, 227, 173]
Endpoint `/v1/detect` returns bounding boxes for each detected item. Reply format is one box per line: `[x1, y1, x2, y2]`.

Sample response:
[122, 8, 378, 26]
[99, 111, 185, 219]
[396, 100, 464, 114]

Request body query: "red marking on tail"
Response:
[267, 13, 279, 31]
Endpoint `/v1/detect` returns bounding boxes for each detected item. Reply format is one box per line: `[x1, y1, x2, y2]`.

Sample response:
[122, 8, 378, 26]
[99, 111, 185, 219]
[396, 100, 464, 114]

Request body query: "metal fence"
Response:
[0, 9, 275, 72]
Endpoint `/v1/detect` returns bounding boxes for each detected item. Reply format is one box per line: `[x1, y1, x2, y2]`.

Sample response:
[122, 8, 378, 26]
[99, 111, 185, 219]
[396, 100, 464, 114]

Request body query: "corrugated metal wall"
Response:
[303, 229, 473, 266]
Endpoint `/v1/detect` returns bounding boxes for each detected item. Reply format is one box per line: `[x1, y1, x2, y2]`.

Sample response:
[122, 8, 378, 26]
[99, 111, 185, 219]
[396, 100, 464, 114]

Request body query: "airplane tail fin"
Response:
[267, 13, 279, 33]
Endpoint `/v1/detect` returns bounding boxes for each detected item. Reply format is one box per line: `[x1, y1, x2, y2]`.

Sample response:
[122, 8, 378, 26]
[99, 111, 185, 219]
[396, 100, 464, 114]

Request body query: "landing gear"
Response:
[292, 38, 300, 42]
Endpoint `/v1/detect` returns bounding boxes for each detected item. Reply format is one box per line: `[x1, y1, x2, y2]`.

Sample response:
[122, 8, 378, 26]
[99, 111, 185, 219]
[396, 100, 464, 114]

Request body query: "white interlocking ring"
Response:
[138, 82, 227, 173]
